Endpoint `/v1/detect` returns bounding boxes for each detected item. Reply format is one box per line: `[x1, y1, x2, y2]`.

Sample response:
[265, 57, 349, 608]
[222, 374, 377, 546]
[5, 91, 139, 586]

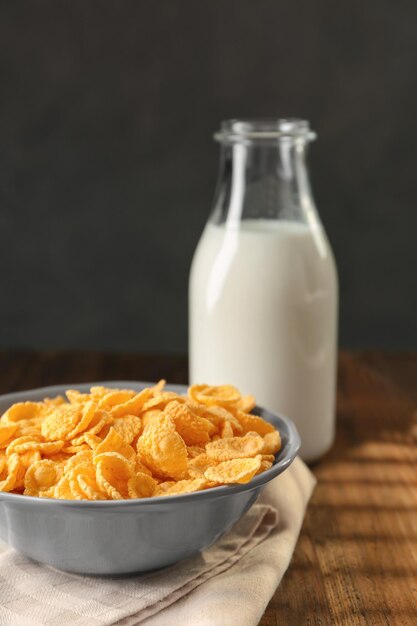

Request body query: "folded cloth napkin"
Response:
[0, 457, 315, 626]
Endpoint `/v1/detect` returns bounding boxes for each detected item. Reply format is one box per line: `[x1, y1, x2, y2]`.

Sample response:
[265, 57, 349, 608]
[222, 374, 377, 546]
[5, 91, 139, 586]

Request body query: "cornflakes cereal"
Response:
[41, 406, 83, 441]
[0, 424, 18, 447]
[191, 404, 242, 434]
[70, 433, 101, 448]
[164, 401, 214, 445]
[24, 460, 63, 497]
[155, 478, 207, 496]
[239, 395, 256, 413]
[257, 454, 275, 473]
[76, 473, 106, 501]
[187, 453, 217, 478]
[111, 415, 142, 444]
[188, 384, 241, 407]
[137, 417, 188, 480]
[98, 390, 136, 409]
[3, 402, 44, 423]
[205, 432, 264, 461]
[262, 430, 281, 455]
[53, 476, 73, 499]
[142, 392, 185, 412]
[204, 457, 261, 484]
[110, 388, 154, 418]
[236, 411, 276, 436]
[83, 410, 113, 436]
[186, 445, 206, 459]
[220, 421, 234, 438]
[128, 472, 157, 498]
[0, 453, 20, 492]
[0, 382, 281, 500]
[68, 457, 104, 501]
[66, 402, 96, 439]
[95, 452, 134, 499]
[6, 434, 42, 455]
[95, 427, 136, 463]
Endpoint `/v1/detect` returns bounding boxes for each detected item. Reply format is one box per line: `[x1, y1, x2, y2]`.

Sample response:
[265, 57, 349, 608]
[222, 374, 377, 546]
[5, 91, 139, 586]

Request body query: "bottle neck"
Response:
[211, 139, 320, 228]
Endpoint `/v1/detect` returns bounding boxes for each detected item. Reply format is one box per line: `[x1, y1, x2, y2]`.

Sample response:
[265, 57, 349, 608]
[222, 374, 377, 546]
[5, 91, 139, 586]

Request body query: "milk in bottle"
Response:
[189, 120, 338, 462]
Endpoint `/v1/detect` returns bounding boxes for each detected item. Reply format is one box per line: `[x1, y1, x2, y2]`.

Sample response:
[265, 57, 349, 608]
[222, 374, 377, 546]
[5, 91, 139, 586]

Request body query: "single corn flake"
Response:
[6, 434, 42, 456]
[221, 420, 234, 438]
[71, 433, 102, 449]
[236, 411, 275, 436]
[95, 451, 134, 499]
[14, 450, 42, 489]
[154, 481, 176, 495]
[127, 472, 157, 498]
[111, 415, 142, 444]
[66, 402, 97, 439]
[98, 390, 136, 410]
[94, 427, 136, 463]
[204, 457, 261, 484]
[64, 450, 94, 474]
[239, 395, 256, 413]
[262, 430, 281, 455]
[135, 455, 153, 476]
[186, 445, 206, 459]
[24, 460, 63, 497]
[256, 454, 274, 473]
[152, 379, 167, 394]
[164, 401, 214, 445]
[141, 409, 166, 430]
[83, 409, 113, 437]
[191, 404, 242, 434]
[188, 384, 241, 408]
[142, 392, 185, 412]
[76, 472, 106, 500]
[0, 453, 21, 492]
[0, 424, 18, 448]
[137, 420, 188, 480]
[41, 405, 83, 441]
[205, 432, 264, 461]
[53, 476, 74, 499]
[110, 388, 155, 418]
[68, 459, 104, 501]
[43, 396, 66, 407]
[2, 402, 43, 423]
[11, 440, 65, 456]
[14, 424, 41, 438]
[187, 453, 218, 479]
[65, 390, 90, 405]
[155, 478, 207, 496]
[46, 452, 72, 465]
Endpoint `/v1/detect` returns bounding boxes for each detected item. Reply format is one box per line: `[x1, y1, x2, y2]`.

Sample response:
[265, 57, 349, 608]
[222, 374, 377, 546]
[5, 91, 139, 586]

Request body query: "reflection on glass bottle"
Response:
[189, 119, 338, 462]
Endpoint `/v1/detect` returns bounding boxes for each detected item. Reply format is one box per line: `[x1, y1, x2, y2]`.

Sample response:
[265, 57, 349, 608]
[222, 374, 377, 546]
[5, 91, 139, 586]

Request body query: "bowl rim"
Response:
[0, 381, 301, 507]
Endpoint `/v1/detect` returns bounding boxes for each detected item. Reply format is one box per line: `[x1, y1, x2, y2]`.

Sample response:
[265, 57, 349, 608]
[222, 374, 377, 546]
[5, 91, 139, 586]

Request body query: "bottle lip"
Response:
[214, 118, 316, 143]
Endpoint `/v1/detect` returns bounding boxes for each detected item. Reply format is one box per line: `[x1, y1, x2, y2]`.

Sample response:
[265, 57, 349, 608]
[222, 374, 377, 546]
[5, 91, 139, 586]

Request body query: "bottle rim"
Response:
[214, 118, 316, 143]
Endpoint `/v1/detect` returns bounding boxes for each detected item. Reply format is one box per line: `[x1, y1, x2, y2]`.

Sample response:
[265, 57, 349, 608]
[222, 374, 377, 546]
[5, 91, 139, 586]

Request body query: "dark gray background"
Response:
[1, 0, 416, 353]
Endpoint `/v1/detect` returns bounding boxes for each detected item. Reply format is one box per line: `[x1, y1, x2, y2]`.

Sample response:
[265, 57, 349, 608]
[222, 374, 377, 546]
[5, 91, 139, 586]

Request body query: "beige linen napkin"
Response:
[0, 457, 315, 626]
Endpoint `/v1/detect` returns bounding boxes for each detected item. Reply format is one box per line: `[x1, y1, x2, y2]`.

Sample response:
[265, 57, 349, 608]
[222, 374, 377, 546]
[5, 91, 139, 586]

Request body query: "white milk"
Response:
[189, 219, 338, 462]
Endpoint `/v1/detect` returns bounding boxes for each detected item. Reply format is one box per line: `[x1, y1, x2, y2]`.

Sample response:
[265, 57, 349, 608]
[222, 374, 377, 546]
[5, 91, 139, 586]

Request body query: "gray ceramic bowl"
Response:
[0, 381, 300, 575]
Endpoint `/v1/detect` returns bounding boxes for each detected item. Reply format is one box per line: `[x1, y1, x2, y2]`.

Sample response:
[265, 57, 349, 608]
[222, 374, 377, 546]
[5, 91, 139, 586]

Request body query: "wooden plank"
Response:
[0, 350, 188, 394]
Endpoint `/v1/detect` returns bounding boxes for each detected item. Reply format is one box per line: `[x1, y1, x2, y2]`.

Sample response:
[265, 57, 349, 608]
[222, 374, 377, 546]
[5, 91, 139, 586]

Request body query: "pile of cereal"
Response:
[0, 382, 281, 500]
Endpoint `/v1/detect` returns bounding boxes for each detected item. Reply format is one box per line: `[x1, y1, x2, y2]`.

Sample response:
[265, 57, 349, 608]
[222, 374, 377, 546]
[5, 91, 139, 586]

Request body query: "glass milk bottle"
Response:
[189, 119, 338, 462]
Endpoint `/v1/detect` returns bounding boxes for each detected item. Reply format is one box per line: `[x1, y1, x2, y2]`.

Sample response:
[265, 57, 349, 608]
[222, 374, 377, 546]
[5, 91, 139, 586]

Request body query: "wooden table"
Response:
[1, 351, 416, 625]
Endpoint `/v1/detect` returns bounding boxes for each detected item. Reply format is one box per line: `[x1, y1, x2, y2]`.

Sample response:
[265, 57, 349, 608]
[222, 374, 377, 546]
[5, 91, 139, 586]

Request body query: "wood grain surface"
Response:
[0, 351, 416, 625]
